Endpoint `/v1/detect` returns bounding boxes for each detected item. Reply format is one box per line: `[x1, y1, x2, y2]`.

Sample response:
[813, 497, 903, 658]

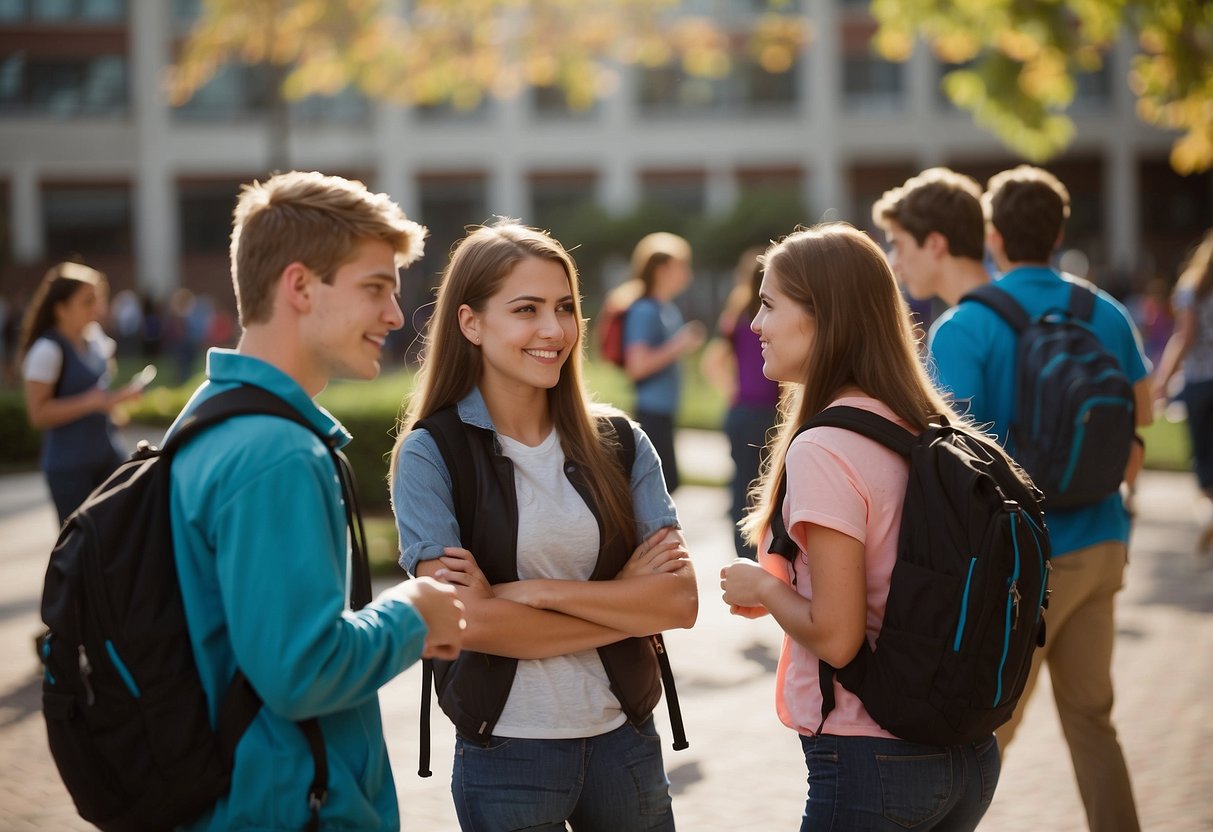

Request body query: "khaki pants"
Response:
[996, 540, 1140, 832]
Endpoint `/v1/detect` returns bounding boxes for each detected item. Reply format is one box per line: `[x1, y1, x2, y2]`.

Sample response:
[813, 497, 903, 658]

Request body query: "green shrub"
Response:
[0, 390, 40, 467]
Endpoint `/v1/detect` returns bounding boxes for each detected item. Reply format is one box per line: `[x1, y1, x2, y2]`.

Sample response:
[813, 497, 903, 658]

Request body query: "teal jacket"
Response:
[169, 350, 427, 831]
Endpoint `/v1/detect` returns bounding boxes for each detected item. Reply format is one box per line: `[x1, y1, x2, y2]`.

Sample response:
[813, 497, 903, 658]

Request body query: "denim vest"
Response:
[40, 331, 122, 472]
[423, 410, 663, 745]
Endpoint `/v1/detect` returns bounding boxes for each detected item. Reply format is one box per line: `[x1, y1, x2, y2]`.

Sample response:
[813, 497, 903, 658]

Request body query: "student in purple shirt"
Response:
[703, 247, 781, 559]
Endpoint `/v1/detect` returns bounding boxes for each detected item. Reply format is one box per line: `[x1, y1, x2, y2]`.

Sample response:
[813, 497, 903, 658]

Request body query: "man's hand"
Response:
[386, 576, 466, 660]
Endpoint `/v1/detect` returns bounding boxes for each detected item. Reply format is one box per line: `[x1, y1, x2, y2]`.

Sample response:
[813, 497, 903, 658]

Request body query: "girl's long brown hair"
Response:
[1176, 227, 1213, 300]
[741, 222, 1024, 545]
[17, 262, 106, 361]
[391, 221, 636, 550]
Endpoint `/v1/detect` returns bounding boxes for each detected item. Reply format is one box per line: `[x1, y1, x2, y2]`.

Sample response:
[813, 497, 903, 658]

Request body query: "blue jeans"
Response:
[724, 404, 777, 559]
[1181, 378, 1213, 490]
[799, 733, 1000, 832]
[45, 453, 123, 525]
[452, 717, 675, 832]
[635, 410, 678, 493]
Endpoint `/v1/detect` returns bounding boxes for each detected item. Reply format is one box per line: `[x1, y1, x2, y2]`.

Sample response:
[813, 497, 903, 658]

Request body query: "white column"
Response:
[599, 65, 640, 215]
[705, 163, 738, 216]
[131, 0, 177, 299]
[486, 94, 526, 218]
[1106, 35, 1139, 274]
[805, 0, 844, 220]
[374, 102, 419, 220]
[10, 166, 43, 263]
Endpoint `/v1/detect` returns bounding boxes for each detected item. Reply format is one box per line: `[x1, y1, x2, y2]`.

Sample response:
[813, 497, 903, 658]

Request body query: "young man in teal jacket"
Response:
[928, 166, 1150, 832]
[167, 171, 466, 830]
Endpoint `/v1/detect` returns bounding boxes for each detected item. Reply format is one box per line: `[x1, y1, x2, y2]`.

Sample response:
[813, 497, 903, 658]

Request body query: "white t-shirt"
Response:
[492, 428, 626, 739]
[21, 323, 116, 385]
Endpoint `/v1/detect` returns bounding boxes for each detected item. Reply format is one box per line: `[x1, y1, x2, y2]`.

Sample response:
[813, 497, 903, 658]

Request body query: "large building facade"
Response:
[2, 0, 1210, 312]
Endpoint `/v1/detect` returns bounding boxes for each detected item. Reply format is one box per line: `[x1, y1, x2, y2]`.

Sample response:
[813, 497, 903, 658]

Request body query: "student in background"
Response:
[19, 262, 143, 523]
[872, 167, 991, 310]
[929, 166, 1149, 832]
[701, 247, 780, 559]
[611, 232, 706, 493]
[721, 223, 1006, 830]
[1153, 227, 1213, 555]
[392, 221, 697, 831]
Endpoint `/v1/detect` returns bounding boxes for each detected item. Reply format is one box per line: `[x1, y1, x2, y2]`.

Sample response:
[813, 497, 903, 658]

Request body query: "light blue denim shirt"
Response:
[393, 387, 681, 574]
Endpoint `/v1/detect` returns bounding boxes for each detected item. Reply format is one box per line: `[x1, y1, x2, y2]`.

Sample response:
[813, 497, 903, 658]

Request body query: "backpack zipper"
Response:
[994, 510, 1023, 706]
[78, 644, 95, 707]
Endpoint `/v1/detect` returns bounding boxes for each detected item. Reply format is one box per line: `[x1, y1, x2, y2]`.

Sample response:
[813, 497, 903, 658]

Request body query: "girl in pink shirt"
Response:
[720, 223, 1004, 831]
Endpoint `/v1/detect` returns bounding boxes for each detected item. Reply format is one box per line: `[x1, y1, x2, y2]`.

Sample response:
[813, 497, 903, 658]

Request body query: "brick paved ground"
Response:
[1, 431, 1210, 830]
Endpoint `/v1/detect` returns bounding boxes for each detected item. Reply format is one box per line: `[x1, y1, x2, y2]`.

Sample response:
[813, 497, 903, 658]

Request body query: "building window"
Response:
[842, 52, 904, 112]
[840, 13, 903, 112]
[42, 183, 132, 258]
[530, 172, 598, 232]
[530, 85, 600, 120]
[178, 180, 244, 254]
[640, 170, 706, 215]
[0, 0, 125, 21]
[171, 63, 368, 123]
[0, 53, 128, 116]
[1072, 61, 1112, 112]
[636, 54, 797, 115]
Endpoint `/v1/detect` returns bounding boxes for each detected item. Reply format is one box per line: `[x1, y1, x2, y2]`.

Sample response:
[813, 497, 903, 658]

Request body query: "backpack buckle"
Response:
[308, 788, 327, 810]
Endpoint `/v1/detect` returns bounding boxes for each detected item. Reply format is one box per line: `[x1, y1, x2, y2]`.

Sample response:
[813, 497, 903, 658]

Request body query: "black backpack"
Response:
[769, 406, 1051, 746]
[412, 408, 687, 777]
[963, 281, 1136, 510]
[38, 384, 371, 832]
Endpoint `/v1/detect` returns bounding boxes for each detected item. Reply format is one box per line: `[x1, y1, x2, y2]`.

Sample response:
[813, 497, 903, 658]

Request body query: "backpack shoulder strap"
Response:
[410, 405, 477, 778]
[166, 385, 334, 455]
[172, 384, 352, 826]
[802, 406, 915, 458]
[1066, 280, 1098, 322]
[600, 413, 687, 751]
[603, 415, 636, 475]
[768, 406, 912, 559]
[961, 284, 1031, 334]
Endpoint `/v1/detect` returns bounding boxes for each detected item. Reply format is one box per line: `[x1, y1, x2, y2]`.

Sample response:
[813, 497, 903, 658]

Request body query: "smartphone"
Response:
[131, 364, 158, 390]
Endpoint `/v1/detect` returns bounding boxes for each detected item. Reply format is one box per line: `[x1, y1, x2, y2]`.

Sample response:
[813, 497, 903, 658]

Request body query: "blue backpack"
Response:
[962, 280, 1136, 510]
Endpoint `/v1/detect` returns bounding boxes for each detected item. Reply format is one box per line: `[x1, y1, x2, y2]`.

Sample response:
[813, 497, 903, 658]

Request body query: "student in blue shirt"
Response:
[167, 171, 466, 831]
[392, 221, 697, 831]
[613, 231, 707, 493]
[929, 166, 1150, 832]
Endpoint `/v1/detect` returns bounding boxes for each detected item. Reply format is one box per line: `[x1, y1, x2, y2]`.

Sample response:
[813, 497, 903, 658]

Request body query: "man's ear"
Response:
[924, 231, 949, 258]
[456, 304, 480, 346]
[278, 262, 314, 315]
[985, 227, 1010, 271]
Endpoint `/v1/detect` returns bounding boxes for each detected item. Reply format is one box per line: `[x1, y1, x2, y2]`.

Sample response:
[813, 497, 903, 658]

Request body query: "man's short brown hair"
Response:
[982, 165, 1070, 264]
[230, 171, 426, 325]
[872, 167, 984, 260]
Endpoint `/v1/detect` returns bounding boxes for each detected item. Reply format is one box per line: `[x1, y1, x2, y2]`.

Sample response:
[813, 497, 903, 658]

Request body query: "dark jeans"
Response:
[45, 454, 123, 525]
[635, 410, 678, 493]
[1181, 378, 1213, 490]
[452, 718, 675, 832]
[724, 404, 777, 559]
[799, 733, 1000, 831]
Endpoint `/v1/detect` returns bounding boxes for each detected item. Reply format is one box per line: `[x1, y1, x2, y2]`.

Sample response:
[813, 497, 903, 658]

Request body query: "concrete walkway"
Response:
[1, 430, 1211, 830]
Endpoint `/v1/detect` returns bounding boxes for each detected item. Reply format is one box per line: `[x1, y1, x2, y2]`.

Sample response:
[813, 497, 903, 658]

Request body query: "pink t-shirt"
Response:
[758, 395, 911, 739]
